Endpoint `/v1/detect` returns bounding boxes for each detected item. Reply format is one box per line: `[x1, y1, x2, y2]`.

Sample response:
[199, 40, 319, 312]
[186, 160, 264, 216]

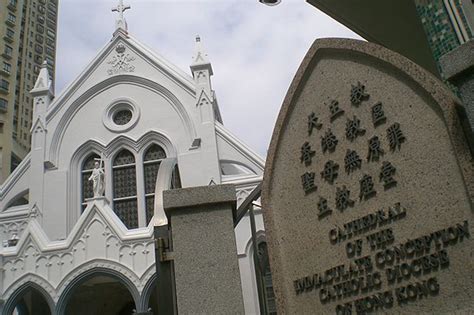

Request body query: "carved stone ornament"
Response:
[56, 259, 140, 298]
[3, 274, 57, 303]
[107, 44, 136, 75]
[88, 156, 105, 198]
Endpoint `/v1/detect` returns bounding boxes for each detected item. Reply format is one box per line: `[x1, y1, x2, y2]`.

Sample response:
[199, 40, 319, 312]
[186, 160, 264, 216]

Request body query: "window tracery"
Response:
[113, 109, 132, 125]
[79, 142, 172, 229]
[113, 149, 138, 229]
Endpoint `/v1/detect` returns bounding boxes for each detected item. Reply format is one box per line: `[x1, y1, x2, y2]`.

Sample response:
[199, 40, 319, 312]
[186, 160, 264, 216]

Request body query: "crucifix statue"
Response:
[112, 0, 131, 32]
[88, 155, 105, 198]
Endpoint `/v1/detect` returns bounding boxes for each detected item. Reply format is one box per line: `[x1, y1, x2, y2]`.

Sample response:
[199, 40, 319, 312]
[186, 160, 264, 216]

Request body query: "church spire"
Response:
[30, 59, 53, 128]
[190, 35, 213, 76]
[30, 60, 53, 98]
[112, 0, 131, 32]
[190, 35, 223, 123]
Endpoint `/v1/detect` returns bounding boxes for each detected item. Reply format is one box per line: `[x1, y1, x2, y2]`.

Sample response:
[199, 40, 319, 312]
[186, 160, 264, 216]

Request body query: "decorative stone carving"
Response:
[88, 156, 105, 198]
[236, 187, 255, 207]
[138, 265, 157, 293]
[107, 44, 136, 75]
[29, 203, 42, 219]
[35, 97, 45, 106]
[2, 273, 57, 303]
[111, 0, 131, 31]
[0, 219, 28, 246]
[56, 259, 140, 298]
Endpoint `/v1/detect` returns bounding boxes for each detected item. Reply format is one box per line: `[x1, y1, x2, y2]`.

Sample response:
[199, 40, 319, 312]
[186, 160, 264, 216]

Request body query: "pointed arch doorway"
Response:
[57, 269, 140, 315]
[5, 285, 53, 315]
[63, 275, 135, 315]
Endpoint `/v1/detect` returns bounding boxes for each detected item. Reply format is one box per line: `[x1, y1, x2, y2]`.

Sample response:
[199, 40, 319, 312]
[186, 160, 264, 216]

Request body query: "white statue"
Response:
[88, 157, 105, 198]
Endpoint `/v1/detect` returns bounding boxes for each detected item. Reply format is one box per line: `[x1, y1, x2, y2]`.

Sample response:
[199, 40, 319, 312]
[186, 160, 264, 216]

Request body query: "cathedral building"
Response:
[0, 3, 266, 314]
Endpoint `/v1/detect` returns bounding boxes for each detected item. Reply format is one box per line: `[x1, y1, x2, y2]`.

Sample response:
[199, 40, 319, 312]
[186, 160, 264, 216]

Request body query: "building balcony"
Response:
[3, 36, 14, 44]
[5, 20, 16, 28]
[0, 70, 10, 77]
[0, 102, 7, 112]
[7, 2, 17, 11]
[0, 87, 9, 95]
[2, 53, 12, 60]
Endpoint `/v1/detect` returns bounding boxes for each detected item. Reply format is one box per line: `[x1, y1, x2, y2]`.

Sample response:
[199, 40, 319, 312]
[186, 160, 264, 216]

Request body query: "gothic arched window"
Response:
[81, 153, 100, 212]
[112, 149, 138, 229]
[143, 144, 166, 224]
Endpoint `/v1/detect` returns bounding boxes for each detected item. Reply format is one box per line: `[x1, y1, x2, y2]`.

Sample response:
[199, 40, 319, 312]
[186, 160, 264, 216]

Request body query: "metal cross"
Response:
[112, 0, 131, 19]
[112, 0, 131, 30]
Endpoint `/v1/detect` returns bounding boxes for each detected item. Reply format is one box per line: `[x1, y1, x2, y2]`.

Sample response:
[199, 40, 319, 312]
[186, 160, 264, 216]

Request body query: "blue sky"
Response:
[55, 0, 361, 157]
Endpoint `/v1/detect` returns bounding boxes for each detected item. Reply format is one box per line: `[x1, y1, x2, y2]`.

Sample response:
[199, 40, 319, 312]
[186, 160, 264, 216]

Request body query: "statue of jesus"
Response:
[88, 158, 105, 198]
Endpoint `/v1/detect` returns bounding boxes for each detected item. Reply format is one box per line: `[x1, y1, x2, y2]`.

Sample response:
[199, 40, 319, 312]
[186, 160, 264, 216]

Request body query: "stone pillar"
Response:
[163, 184, 244, 314]
[439, 40, 474, 133]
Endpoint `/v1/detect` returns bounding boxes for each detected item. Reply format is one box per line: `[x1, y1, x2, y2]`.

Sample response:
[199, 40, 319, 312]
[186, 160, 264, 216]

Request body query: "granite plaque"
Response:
[262, 39, 473, 314]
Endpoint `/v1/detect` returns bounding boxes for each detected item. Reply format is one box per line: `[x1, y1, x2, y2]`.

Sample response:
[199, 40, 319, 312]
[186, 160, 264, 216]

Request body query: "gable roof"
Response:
[46, 30, 197, 123]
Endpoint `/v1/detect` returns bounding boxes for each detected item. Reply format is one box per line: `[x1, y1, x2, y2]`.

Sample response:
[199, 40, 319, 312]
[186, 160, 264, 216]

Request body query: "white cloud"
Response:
[56, 0, 362, 157]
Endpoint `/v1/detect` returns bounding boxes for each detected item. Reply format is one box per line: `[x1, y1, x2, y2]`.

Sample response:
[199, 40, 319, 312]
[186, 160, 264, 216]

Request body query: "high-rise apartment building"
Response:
[0, 0, 58, 183]
[415, 0, 473, 69]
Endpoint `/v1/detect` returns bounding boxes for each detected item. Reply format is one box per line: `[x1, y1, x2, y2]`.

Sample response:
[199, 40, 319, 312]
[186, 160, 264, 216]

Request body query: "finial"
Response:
[190, 35, 213, 76]
[31, 58, 54, 97]
[112, 0, 131, 32]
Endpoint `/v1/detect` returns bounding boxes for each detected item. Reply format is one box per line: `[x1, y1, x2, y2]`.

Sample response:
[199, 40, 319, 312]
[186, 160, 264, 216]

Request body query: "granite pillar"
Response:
[163, 184, 244, 314]
[262, 38, 474, 314]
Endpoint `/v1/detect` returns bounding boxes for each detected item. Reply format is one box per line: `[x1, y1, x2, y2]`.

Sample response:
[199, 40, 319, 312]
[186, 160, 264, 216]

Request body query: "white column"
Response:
[105, 157, 114, 206]
[135, 153, 146, 227]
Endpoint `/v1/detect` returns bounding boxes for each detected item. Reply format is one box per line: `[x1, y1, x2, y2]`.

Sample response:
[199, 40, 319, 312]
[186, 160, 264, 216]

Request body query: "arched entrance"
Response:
[145, 283, 158, 314]
[63, 275, 135, 315]
[4, 284, 53, 315]
[138, 273, 158, 314]
[57, 268, 140, 315]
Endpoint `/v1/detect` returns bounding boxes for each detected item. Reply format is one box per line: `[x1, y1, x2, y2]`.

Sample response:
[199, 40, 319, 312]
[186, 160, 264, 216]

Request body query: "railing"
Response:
[234, 182, 261, 227]
[7, 0, 17, 11]
[234, 183, 274, 315]
[0, 100, 8, 112]
[3, 37, 13, 44]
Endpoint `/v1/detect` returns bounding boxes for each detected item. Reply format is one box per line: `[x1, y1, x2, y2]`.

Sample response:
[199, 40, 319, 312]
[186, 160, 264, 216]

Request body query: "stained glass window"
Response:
[113, 149, 138, 229]
[145, 196, 154, 225]
[114, 199, 138, 229]
[114, 149, 135, 166]
[113, 109, 132, 125]
[144, 144, 166, 161]
[81, 153, 100, 212]
[143, 144, 166, 225]
[82, 144, 176, 228]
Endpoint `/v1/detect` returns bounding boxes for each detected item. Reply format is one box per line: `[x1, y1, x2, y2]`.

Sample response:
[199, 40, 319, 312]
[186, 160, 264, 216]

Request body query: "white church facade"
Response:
[0, 6, 268, 314]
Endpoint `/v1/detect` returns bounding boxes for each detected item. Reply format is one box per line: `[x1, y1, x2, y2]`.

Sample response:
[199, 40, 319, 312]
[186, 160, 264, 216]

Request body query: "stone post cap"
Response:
[439, 40, 474, 80]
[163, 184, 237, 220]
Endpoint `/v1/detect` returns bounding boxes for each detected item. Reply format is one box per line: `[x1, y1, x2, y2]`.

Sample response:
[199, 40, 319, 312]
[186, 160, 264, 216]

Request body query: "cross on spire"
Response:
[112, 0, 131, 32]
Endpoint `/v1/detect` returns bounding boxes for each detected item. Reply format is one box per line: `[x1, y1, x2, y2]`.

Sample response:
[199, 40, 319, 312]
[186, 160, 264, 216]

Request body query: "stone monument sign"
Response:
[262, 38, 473, 314]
